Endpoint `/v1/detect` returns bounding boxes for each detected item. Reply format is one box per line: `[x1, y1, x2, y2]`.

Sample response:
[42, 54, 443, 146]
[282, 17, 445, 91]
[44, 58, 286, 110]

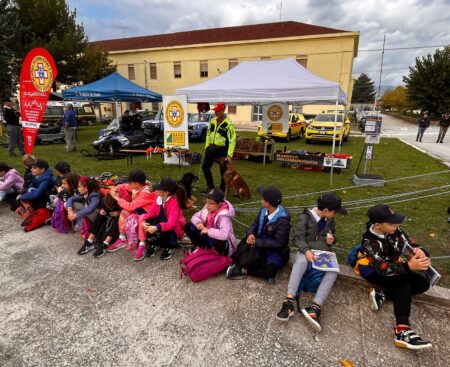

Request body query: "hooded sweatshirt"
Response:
[191, 200, 237, 256]
[0, 169, 24, 193]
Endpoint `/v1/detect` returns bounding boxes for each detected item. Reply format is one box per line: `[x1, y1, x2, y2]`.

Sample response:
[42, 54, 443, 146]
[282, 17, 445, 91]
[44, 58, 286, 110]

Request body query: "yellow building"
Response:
[93, 21, 359, 123]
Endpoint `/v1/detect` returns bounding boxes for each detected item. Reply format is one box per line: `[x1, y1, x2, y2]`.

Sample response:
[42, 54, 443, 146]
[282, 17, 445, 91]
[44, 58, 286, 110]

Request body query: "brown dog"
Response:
[222, 160, 251, 199]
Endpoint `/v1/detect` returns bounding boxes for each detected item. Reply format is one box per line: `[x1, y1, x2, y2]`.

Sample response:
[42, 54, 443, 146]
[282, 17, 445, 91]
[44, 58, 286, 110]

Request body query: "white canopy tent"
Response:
[176, 58, 348, 184]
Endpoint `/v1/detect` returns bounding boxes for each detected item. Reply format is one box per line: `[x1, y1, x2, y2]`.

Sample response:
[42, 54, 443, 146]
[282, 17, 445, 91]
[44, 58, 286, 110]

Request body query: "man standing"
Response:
[437, 111, 449, 143]
[3, 98, 25, 157]
[64, 103, 77, 152]
[202, 103, 236, 191]
[416, 111, 430, 142]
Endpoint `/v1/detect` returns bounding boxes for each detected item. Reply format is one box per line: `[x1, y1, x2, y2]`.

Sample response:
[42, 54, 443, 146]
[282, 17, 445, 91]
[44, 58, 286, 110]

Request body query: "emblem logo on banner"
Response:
[267, 104, 283, 121]
[20, 48, 57, 154]
[165, 100, 184, 128]
[261, 103, 289, 134]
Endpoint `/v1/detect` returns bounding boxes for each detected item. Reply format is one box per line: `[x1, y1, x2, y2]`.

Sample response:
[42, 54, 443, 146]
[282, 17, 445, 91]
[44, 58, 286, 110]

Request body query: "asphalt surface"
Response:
[380, 113, 450, 166]
[1, 205, 449, 367]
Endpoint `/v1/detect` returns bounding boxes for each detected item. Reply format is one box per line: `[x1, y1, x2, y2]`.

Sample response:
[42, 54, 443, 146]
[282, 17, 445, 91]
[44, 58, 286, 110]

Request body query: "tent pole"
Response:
[115, 101, 119, 119]
[330, 88, 339, 186]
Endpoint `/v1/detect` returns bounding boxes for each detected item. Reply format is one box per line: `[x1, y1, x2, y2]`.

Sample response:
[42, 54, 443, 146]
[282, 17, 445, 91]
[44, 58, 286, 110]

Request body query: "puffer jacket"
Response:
[191, 200, 237, 256]
[115, 183, 156, 213]
[0, 169, 24, 193]
[20, 169, 55, 201]
[294, 208, 336, 254]
[247, 205, 291, 265]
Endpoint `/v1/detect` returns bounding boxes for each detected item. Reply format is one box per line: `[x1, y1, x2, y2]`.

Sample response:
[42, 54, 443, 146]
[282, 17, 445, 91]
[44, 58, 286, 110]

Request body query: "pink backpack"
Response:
[180, 248, 233, 283]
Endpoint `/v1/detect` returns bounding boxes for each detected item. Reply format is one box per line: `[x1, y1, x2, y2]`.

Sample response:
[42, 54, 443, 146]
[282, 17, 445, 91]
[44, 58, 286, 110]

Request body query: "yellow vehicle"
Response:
[257, 113, 306, 142]
[305, 112, 351, 144]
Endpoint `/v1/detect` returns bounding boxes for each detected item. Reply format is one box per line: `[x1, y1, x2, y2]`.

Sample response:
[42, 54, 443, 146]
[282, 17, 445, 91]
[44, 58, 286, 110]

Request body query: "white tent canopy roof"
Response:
[176, 58, 347, 105]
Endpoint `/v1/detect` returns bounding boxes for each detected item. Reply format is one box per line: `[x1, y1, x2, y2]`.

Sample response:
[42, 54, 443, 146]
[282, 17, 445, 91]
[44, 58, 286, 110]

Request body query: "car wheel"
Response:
[200, 129, 207, 142]
[305, 138, 312, 144]
[298, 129, 304, 139]
[86, 119, 93, 126]
[286, 130, 291, 142]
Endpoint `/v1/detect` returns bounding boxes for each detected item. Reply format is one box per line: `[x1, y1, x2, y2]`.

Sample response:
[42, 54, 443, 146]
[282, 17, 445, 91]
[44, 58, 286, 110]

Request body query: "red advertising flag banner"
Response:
[19, 48, 57, 154]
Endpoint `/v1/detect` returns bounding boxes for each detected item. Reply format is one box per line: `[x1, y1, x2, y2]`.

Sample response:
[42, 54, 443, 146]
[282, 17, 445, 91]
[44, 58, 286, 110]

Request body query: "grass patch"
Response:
[1, 126, 449, 287]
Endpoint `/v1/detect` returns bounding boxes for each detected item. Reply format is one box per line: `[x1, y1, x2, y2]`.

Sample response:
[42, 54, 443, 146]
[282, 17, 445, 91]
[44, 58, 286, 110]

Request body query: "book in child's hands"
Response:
[401, 243, 441, 287]
[311, 250, 340, 273]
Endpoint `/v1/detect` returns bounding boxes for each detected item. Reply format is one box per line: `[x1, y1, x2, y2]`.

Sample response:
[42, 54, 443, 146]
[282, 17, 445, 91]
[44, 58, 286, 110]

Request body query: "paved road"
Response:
[380, 114, 450, 166]
[1, 205, 449, 367]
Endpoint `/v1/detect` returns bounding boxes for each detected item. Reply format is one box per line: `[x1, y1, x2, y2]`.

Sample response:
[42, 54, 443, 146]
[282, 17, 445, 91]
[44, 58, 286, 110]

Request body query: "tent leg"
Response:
[330, 89, 339, 186]
[263, 140, 267, 165]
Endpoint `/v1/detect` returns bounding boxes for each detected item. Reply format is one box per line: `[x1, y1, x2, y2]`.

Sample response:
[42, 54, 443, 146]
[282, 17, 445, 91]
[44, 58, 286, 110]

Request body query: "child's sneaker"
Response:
[93, 243, 107, 258]
[107, 239, 126, 253]
[301, 305, 322, 332]
[276, 299, 295, 321]
[226, 264, 243, 279]
[369, 288, 386, 311]
[133, 246, 146, 262]
[160, 247, 175, 260]
[394, 328, 432, 350]
[77, 240, 95, 255]
[126, 243, 138, 251]
[146, 244, 158, 257]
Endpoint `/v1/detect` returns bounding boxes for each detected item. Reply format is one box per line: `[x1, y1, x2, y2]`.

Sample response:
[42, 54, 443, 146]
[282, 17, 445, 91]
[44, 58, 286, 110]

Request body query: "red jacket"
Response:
[116, 184, 156, 213]
[141, 195, 186, 238]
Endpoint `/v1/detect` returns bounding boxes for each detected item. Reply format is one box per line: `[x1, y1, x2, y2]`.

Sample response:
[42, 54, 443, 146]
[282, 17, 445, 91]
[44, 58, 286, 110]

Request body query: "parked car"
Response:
[305, 112, 350, 144]
[41, 105, 64, 127]
[75, 105, 97, 126]
[257, 113, 307, 142]
[188, 112, 214, 142]
[357, 110, 380, 131]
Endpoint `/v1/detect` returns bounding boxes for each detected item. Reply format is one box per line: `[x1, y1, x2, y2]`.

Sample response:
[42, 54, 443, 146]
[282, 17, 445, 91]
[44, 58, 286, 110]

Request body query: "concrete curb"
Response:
[287, 258, 450, 308]
[399, 138, 450, 168]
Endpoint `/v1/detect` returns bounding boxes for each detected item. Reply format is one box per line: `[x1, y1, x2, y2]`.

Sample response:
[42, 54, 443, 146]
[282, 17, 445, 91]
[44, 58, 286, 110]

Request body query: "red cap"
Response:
[213, 103, 226, 112]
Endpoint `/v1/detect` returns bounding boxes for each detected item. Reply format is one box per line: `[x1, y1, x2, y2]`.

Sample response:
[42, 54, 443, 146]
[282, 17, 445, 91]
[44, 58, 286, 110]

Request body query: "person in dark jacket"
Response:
[2, 98, 25, 156]
[416, 111, 431, 142]
[20, 154, 37, 195]
[64, 103, 77, 152]
[437, 111, 449, 143]
[226, 186, 291, 281]
[121, 110, 133, 133]
[17, 159, 55, 210]
[276, 193, 347, 333]
[354, 205, 432, 350]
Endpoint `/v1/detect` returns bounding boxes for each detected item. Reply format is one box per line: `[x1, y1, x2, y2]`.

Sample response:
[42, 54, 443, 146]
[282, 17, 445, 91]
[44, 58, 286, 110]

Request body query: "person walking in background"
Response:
[63, 103, 77, 152]
[437, 111, 449, 143]
[2, 98, 25, 157]
[416, 111, 430, 142]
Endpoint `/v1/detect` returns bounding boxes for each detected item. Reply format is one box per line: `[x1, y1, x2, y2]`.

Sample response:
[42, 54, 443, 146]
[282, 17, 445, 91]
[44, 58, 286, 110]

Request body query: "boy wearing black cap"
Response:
[276, 193, 347, 332]
[226, 186, 291, 281]
[355, 204, 432, 350]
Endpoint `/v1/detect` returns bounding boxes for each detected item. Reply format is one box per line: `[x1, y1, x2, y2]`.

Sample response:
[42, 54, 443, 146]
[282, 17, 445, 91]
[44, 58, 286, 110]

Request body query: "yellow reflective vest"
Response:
[205, 116, 236, 157]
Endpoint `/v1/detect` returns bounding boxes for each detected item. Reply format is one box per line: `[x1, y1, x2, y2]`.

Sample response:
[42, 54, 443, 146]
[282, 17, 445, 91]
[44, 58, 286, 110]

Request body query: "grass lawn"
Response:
[1, 125, 449, 287]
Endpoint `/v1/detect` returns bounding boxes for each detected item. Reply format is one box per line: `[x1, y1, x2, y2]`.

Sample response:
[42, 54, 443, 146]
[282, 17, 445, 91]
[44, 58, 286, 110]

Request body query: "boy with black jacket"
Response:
[276, 193, 347, 332]
[226, 186, 291, 281]
[355, 204, 432, 350]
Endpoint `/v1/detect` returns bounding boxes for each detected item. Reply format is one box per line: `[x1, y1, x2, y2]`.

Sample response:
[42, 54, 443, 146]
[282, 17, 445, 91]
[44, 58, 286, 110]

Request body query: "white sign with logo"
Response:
[261, 103, 289, 134]
[364, 116, 382, 134]
[365, 134, 381, 144]
[365, 145, 373, 159]
[163, 94, 189, 165]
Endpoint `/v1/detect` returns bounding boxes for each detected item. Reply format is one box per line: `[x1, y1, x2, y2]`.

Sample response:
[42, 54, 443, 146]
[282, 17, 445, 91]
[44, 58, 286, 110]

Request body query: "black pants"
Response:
[202, 145, 227, 190]
[233, 239, 278, 279]
[365, 271, 430, 325]
[184, 223, 228, 255]
[144, 218, 178, 249]
[89, 215, 119, 244]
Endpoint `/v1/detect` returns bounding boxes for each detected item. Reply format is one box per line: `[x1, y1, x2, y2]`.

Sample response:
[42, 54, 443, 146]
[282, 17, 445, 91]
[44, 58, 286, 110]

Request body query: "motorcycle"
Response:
[92, 118, 163, 155]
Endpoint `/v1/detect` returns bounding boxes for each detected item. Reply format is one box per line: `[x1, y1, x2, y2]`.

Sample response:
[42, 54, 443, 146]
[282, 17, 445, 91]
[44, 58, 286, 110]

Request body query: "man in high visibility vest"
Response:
[202, 103, 236, 191]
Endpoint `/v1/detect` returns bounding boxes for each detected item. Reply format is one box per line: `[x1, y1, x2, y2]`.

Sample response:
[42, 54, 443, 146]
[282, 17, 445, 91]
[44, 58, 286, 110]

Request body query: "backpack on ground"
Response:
[295, 262, 325, 313]
[180, 248, 233, 283]
[346, 244, 363, 268]
[21, 208, 52, 232]
[51, 200, 72, 234]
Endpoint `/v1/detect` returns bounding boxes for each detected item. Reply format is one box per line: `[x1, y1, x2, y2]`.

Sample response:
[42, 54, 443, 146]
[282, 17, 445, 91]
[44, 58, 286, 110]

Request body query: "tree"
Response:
[382, 86, 414, 111]
[351, 73, 376, 104]
[403, 46, 450, 114]
[12, 0, 115, 89]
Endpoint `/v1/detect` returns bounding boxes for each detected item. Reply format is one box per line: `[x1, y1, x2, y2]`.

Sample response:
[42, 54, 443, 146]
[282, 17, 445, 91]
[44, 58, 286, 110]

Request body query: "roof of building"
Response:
[92, 21, 351, 52]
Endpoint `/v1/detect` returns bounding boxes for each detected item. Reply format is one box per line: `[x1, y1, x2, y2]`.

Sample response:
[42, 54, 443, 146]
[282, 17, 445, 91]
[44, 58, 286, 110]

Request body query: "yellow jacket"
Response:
[205, 116, 236, 157]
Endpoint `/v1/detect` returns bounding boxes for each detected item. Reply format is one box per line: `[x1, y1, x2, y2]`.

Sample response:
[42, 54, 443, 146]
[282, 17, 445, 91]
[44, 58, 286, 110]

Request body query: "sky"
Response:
[66, 0, 450, 93]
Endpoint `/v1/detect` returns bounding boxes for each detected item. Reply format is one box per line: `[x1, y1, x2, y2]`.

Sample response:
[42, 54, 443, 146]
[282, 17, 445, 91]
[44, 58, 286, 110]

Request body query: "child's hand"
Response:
[413, 247, 427, 259]
[326, 231, 334, 245]
[196, 223, 204, 231]
[67, 212, 77, 221]
[56, 186, 64, 193]
[305, 250, 314, 262]
[99, 209, 106, 216]
[147, 225, 158, 234]
[408, 253, 431, 271]
[142, 222, 150, 230]
[201, 227, 208, 235]
[246, 234, 256, 245]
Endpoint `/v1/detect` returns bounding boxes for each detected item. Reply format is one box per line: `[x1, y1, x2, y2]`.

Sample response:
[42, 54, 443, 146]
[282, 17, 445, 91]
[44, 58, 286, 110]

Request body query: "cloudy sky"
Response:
[67, 0, 450, 91]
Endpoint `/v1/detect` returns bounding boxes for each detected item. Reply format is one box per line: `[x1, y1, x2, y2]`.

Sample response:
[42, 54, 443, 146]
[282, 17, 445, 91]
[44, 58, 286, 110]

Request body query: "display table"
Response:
[275, 151, 352, 171]
[233, 137, 275, 163]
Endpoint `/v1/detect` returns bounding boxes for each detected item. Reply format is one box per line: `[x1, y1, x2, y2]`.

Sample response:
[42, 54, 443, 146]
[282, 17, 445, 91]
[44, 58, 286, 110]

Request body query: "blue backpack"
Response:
[295, 262, 325, 313]
[346, 244, 363, 268]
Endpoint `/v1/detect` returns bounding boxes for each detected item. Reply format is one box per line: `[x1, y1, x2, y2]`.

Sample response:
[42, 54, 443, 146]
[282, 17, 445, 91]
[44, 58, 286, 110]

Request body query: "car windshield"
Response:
[189, 113, 212, 123]
[314, 114, 344, 122]
[105, 119, 120, 131]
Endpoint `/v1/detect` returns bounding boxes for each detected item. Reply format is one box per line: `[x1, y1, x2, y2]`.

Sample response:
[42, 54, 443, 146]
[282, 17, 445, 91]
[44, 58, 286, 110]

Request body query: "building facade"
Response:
[94, 21, 359, 123]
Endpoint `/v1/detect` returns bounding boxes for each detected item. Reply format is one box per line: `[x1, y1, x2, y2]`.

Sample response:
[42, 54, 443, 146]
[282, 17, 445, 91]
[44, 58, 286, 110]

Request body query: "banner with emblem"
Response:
[163, 95, 189, 165]
[19, 48, 58, 154]
[261, 103, 289, 134]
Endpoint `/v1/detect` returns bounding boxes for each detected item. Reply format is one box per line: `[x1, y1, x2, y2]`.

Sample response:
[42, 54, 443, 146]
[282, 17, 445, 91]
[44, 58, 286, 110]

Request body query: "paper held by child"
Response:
[401, 243, 441, 287]
[311, 250, 340, 273]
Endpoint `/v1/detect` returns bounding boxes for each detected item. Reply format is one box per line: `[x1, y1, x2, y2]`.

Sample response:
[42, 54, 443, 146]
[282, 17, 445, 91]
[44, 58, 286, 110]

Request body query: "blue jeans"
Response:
[0, 187, 16, 201]
[416, 127, 426, 141]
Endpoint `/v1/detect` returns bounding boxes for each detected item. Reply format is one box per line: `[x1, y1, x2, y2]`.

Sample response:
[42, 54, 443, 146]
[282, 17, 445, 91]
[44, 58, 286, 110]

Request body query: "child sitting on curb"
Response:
[276, 193, 347, 333]
[355, 204, 432, 350]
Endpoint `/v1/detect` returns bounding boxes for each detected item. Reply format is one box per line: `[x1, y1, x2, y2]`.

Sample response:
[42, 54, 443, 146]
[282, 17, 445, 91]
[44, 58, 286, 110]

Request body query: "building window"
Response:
[200, 60, 208, 78]
[152, 102, 159, 111]
[229, 59, 238, 69]
[174, 61, 182, 78]
[296, 55, 308, 68]
[261, 57, 271, 61]
[149, 63, 157, 80]
[252, 105, 262, 122]
[128, 64, 135, 80]
[228, 105, 237, 114]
